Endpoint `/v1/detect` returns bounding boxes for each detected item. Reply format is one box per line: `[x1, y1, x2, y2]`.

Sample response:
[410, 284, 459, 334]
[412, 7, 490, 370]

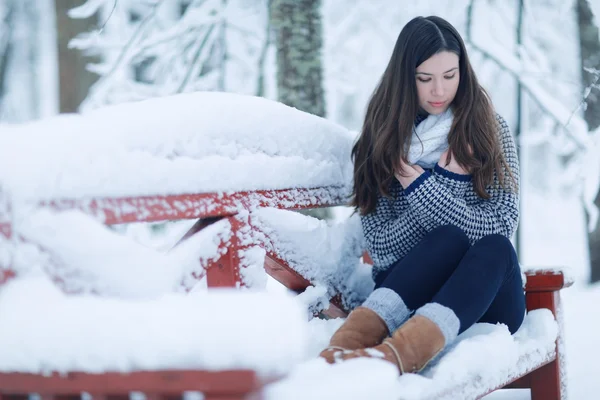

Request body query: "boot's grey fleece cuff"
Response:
[416, 302, 460, 345]
[362, 288, 411, 334]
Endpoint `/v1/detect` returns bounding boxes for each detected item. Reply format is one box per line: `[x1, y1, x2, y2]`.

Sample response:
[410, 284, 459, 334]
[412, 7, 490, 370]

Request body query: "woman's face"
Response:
[415, 51, 460, 115]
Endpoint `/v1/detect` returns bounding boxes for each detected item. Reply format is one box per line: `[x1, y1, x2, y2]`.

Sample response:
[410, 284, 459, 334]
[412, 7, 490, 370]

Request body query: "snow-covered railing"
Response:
[0, 91, 573, 400]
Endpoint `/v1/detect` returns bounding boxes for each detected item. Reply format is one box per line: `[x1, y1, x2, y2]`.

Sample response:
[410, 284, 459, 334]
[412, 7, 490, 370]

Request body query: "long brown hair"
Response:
[351, 16, 515, 215]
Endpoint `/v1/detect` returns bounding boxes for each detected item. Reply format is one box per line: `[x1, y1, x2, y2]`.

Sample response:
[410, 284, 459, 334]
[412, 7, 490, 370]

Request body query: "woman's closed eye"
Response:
[417, 74, 456, 83]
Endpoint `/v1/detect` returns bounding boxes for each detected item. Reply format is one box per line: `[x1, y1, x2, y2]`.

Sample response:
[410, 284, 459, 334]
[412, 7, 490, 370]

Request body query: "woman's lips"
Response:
[429, 101, 446, 108]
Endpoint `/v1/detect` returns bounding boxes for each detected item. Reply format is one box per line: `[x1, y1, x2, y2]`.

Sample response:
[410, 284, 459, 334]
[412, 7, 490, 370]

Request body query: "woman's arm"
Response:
[361, 185, 427, 270]
[402, 115, 520, 241]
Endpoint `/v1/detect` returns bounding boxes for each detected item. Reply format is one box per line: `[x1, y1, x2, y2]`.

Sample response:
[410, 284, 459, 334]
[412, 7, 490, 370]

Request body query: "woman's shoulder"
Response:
[491, 112, 514, 146]
[493, 112, 510, 133]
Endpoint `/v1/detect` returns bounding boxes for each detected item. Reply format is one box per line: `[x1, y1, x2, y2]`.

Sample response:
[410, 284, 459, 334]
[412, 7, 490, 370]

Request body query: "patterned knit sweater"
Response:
[361, 114, 520, 275]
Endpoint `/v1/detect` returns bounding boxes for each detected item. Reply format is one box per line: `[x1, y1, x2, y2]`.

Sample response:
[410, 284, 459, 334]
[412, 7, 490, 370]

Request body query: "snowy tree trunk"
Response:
[0, 3, 14, 114]
[0, 0, 45, 122]
[55, 0, 99, 113]
[515, 0, 524, 256]
[270, 0, 329, 219]
[577, 0, 600, 283]
[269, 0, 325, 117]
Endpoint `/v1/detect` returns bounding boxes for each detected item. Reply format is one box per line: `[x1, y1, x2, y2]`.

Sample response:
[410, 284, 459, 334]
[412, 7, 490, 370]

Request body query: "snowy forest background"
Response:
[2, 0, 600, 398]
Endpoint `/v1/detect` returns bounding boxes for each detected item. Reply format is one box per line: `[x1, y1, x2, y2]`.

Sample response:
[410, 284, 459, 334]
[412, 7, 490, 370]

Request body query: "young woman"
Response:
[319, 16, 524, 375]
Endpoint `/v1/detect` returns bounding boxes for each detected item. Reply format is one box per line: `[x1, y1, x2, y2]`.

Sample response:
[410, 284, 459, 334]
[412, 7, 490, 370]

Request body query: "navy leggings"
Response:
[374, 225, 526, 334]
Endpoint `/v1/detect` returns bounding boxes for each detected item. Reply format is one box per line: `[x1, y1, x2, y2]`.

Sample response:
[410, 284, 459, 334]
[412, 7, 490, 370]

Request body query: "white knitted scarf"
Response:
[407, 108, 454, 169]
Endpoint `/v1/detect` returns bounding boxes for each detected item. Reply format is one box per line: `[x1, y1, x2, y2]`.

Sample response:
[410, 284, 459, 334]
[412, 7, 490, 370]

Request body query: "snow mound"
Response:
[265, 309, 558, 399]
[0, 91, 356, 202]
[0, 276, 308, 377]
[251, 208, 374, 312]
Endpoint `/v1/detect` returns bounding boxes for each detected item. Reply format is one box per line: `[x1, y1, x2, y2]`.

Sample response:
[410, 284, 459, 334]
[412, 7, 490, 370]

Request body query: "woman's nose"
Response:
[432, 80, 444, 97]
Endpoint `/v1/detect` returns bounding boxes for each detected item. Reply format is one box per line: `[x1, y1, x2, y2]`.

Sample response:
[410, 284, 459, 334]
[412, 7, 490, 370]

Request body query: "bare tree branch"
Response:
[468, 40, 588, 151]
[177, 23, 217, 92]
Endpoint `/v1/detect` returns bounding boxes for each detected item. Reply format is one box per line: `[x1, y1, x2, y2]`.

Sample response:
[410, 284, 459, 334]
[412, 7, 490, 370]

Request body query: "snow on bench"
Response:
[264, 309, 558, 400]
[250, 208, 373, 315]
[14, 208, 230, 296]
[0, 277, 308, 377]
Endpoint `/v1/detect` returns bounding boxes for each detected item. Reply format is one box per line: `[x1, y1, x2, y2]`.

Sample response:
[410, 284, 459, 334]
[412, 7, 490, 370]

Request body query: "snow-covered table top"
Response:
[0, 91, 356, 203]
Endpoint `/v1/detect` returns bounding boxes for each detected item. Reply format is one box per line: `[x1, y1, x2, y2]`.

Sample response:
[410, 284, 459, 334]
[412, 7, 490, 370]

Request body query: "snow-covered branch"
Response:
[468, 39, 589, 150]
[68, 0, 268, 110]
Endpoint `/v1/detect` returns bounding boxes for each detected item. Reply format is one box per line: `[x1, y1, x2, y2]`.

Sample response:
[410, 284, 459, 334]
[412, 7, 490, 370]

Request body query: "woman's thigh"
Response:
[374, 224, 470, 310]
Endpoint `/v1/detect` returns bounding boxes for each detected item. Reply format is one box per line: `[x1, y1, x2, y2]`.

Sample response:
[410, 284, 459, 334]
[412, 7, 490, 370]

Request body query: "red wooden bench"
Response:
[0, 184, 572, 400]
[0, 187, 344, 400]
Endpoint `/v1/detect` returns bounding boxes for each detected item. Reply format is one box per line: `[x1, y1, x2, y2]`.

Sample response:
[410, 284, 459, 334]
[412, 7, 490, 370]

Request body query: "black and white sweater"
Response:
[361, 114, 520, 274]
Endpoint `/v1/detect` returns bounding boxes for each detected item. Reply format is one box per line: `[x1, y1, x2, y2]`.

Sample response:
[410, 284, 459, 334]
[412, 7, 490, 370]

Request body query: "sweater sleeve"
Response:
[404, 114, 520, 242]
[360, 184, 426, 270]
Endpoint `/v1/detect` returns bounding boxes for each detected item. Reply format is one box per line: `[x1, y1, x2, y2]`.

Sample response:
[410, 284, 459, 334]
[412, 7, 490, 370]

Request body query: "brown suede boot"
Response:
[339, 315, 445, 374]
[318, 306, 389, 363]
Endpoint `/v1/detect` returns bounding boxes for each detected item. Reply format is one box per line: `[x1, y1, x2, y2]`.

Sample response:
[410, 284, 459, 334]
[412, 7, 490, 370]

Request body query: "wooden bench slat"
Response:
[0, 370, 262, 395]
[43, 187, 348, 225]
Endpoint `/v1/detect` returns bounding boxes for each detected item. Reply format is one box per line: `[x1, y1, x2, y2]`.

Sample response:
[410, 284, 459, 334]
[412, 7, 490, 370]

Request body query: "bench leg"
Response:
[529, 359, 561, 400]
[205, 214, 263, 289]
[0, 212, 14, 285]
[526, 290, 564, 400]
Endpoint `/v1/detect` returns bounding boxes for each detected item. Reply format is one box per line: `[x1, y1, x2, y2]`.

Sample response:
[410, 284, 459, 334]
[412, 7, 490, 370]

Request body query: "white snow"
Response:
[250, 208, 374, 311]
[0, 276, 309, 376]
[13, 208, 231, 296]
[265, 309, 558, 400]
[0, 91, 355, 203]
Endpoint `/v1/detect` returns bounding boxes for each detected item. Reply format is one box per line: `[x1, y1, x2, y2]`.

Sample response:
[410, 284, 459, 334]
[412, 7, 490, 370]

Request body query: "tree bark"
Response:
[55, 0, 99, 113]
[515, 0, 524, 257]
[577, 0, 600, 282]
[269, 0, 329, 219]
[269, 0, 325, 117]
[0, 3, 14, 115]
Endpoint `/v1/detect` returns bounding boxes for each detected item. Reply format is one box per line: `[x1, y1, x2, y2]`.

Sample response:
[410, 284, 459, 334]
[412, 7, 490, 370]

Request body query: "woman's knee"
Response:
[474, 234, 514, 253]
[473, 234, 519, 271]
[426, 225, 470, 250]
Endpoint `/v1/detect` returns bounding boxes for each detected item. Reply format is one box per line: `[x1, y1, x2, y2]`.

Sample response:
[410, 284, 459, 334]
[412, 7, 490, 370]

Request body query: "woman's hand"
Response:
[394, 160, 425, 189]
[438, 149, 470, 175]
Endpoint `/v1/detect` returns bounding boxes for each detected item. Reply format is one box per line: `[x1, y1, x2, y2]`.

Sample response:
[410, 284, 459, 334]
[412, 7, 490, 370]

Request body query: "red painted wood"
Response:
[263, 253, 312, 292]
[45, 187, 347, 225]
[0, 395, 28, 400]
[503, 374, 531, 389]
[205, 216, 244, 288]
[525, 290, 562, 400]
[0, 370, 260, 395]
[206, 244, 241, 287]
[39, 396, 81, 400]
[0, 220, 13, 285]
[524, 271, 568, 292]
[86, 395, 130, 400]
[528, 359, 561, 400]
